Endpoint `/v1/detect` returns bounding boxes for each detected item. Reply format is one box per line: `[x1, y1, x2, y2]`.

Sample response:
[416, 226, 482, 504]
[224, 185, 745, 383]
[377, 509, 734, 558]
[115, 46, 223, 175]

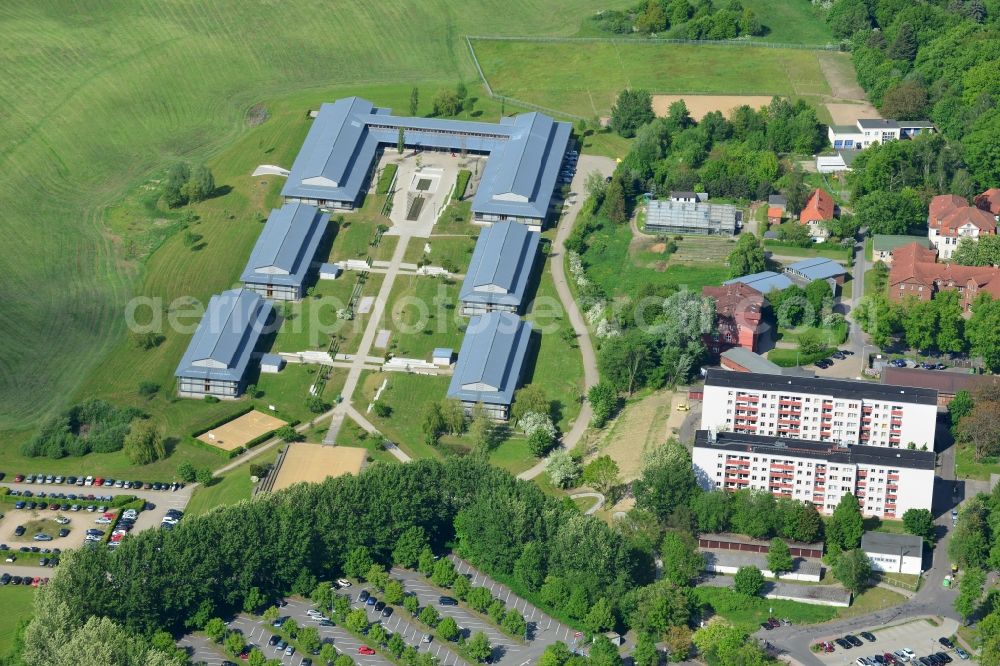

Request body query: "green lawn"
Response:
[955, 444, 1000, 481]
[738, 0, 835, 44]
[489, 436, 535, 475]
[472, 39, 831, 117]
[0, 586, 34, 656]
[250, 363, 339, 426]
[385, 275, 464, 360]
[356, 372, 452, 460]
[764, 241, 852, 261]
[778, 322, 849, 346]
[327, 215, 399, 264]
[404, 236, 477, 272]
[582, 218, 730, 298]
[0, 0, 613, 449]
[691, 587, 837, 630]
[185, 456, 272, 517]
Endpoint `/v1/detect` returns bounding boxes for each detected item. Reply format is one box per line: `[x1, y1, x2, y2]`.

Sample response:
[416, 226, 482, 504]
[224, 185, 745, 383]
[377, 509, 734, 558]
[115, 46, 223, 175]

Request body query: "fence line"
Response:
[465, 36, 587, 121]
[466, 34, 844, 51]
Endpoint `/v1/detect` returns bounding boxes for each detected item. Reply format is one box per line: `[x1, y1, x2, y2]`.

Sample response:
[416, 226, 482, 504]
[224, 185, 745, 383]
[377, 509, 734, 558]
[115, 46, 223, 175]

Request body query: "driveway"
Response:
[519, 154, 616, 481]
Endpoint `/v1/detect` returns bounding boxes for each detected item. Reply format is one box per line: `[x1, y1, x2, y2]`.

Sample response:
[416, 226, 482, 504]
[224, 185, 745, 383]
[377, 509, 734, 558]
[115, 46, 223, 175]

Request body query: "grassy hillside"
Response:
[0, 0, 618, 433]
[472, 39, 831, 116]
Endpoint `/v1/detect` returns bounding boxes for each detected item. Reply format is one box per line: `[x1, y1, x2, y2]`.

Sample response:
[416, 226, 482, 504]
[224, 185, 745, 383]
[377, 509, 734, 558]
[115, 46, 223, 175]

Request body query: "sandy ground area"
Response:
[198, 410, 286, 451]
[652, 94, 776, 120]
[271, 443, 367, 491]
[826, 101, 881, 126]
[0, 507, 90, 551]
[592, 390, 675, 483]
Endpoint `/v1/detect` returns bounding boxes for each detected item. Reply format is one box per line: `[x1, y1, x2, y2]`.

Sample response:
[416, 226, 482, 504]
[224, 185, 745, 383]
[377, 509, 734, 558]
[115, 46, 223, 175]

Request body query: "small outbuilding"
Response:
[861, 531, 924, 576]
[432, 348, 454, 366]
[783, 257, 847, 294]
[319, 263, 342, 280]
[260, 354, 285, 374]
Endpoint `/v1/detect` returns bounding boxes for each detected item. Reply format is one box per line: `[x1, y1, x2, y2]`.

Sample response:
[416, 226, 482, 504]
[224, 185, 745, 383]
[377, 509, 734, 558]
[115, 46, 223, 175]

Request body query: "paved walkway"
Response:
[325, 233, 413, 445]
[569, 491, 604, 515]
[518, 155, 614, 481]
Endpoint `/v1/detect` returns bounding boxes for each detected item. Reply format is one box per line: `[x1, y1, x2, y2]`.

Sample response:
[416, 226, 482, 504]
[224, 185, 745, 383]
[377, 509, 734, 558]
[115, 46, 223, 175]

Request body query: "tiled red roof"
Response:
[702, 283, 764, 330]
[767, 206, 783, 219]
[928, 194, 967, 227]
[889, 242, 999, 289]
[799, 189, 834, 223]
[975, 188, 1000, 216]
[937, 206, 997, 236]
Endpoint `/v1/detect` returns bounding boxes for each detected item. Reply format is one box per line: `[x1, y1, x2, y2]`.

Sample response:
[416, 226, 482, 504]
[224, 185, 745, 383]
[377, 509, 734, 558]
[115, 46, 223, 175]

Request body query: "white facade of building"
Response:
[861, 532, 924, 575]
[929, 221, 991, 260]
[700, 370, 939, 449]
[692, 431, 935, 520]
[828, 119, 936, 150]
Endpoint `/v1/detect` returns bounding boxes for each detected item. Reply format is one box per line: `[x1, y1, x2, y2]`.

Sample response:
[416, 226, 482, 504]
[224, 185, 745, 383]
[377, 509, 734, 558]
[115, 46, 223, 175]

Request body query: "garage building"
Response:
[861, 531, 924, 575]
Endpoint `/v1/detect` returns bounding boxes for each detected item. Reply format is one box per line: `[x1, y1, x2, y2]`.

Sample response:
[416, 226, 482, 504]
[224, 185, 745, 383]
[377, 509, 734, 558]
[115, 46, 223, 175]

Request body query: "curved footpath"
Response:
[518, 154, 615, 481]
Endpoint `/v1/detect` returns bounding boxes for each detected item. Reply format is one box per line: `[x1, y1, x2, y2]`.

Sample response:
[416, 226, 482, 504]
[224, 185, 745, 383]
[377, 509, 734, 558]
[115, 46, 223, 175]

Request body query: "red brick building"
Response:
[975, 188, 1000, 216]
[887, 242, 1000, 311]
[702, 282, 765, 353]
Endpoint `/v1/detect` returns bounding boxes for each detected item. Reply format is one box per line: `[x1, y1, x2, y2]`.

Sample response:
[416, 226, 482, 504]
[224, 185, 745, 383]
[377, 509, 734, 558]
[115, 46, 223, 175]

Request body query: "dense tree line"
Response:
[855, 291, 981, 358]
[21, 399, 144, 459]
[827, 0, 1000, 189]
[592, 0, 764, 39]
[950, 380, 1000, 461]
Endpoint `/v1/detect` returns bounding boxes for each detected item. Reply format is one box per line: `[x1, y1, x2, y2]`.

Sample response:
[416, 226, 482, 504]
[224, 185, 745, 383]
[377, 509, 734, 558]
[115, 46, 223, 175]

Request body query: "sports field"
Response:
[271, 443, 367, 491]
[472, 40, 831, 117]
[0, 0, 614, 436]
[197, 410, 286, 452]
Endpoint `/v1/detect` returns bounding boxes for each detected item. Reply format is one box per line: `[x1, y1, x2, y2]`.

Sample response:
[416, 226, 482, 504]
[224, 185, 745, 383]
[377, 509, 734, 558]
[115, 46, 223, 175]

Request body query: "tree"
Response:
[582, 455, 620, 495]
[610, 89, 654, 138]
[599, 330, 652, 395]
[345, 609, 369, 634]
[632, 633, 659, 666]
[512, 385, 551, 423]
[693, 491, 730, 533]
[956, 402, 1000, 461]
[663, 626, 693, 662]
[622, 579, 693, 635]
[225, 630, 245, 657]
[384, 579, 405, 605]
[633, 440, 699, 522]
[466, 586, 493, 613]
[409, 87, 419, 116]
[431, 557, 457, 587]
[466, 632, 493, 663]
[177, 460, 197, 482]
[968, 295, 1000, 373]
[832, 549, 872, 595]
[306, 394, 329, 413]
[422, 402, 446, 446]
[726, 234, 767, 278]
[393, 526, 429, 568]
[590, 635, 623, 666]
[262, 606, 279, 624]
[733, 566, 765, 597]
[955, 567, 985, 624]
[584, 597, 615, 635]
[276, 424, 302, 442]
[403, 593, 420, 616]
[783, 501, 823, 544]
[419, 605, 440, 628]
[441, 399, 466, 436]
[452, 574, 471, 600]
[780, 167, 810, 216]
[248, 647, 267, 666]
[588, 382, 620, 428]
[284, 617, 299, 638]
[298, 626, 321, 654]
[528, 428, 555, 458]
[545, 450, 580, 488]
[123, 419, 165, 465]
[163, 162, 191, 208]
[438, 616, 459, 641]
[729, 489, 775, 539]
[935, 290, 966, 354]
[767, 538, 794, 577]
[184, 164, 215, 202]
[660, 531, 704, 586]
[636, 0, 668, 33]
[205, 617, 227, 643]
[243, 586, 268, 613]
[514, 541, 546, 591]
[827, 493, 864, 552]
[804, 279, 833, 317]
[949, 390, 974, 432]
[366, 563, 389, 591]
[902, 508, 935, 543]
[469, 403, 499, 452]
[602, 173, 628, 224]
[502, 610, 527, 638]
[367, 624, 387, 647]
[195, 467, 214, 485]
[138, 381, 160, 398]
[344, 546, 375, 580]
[372, 401, 392, 418]
[853, 189, 925, 235]
[888, 22, 918, 61]
[880, 81, 929, 120]
[432, 89, 461, 117]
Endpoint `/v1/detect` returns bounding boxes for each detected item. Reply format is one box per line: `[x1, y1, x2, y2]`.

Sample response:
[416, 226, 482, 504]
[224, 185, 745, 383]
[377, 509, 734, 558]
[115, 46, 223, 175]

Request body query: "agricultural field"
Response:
[0, 0, 613, 443]
[472, 39, 831, 117]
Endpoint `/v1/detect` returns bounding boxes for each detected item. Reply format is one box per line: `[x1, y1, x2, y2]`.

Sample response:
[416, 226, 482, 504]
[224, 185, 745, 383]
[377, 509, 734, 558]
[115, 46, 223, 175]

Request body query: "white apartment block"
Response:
[693, 430, 935, 520]
[701, 370, 939, 449]
[828, 119, 936, 150]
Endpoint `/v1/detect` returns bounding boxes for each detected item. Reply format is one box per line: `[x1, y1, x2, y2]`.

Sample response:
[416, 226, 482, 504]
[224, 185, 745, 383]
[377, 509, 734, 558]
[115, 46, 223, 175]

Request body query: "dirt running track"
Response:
[653, 94, 777, 119]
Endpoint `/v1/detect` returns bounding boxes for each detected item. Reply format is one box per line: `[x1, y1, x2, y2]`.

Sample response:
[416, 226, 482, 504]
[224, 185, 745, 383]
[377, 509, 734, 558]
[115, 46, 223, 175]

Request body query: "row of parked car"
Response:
[558, 150, 578, 185]
[13, 499, 110, 513]
[159, 508, 183, 531]
[813, 349, 855, 369]
[1, 543, 61, 566]
[818, 633, 968, 662]
[0, 574, 49, 587]
[12, 473, 183, 492]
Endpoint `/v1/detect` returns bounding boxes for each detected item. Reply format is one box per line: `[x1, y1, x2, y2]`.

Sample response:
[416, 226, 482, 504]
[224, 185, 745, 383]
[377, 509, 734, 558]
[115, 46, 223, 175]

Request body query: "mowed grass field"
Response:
[0, 0, 617, 436]
[472, 40, 831, 117]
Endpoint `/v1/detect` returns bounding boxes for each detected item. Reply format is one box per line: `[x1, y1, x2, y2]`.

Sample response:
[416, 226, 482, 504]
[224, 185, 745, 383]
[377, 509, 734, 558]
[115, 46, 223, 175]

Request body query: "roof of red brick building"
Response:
[975, 188, 1000, 216]
[702, 282, 765, 329]
[928, 194, 967, 225]
[799, 188, 834, 223]
[937, 205, 997, 236]
[889, 241, 1000, 292]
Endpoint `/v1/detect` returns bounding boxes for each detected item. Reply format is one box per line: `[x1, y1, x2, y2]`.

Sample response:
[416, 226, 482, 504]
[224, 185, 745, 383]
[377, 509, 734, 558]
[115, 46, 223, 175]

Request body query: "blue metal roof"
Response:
[448, 312, 532, 406]
[260, 353, 284, 367]
[283, 97, 571, 220]
[724, 271, 794, 294]
[459, 221, 540, 308]
[175, 289, 274, 383]
[241, 203, 328, 289]
[784, 257, 847, 281]
[433, 348, 453, 358]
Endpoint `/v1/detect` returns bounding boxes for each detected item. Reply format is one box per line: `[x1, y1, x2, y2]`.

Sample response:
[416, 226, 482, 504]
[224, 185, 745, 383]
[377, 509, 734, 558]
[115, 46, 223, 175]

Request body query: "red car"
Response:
[94, 478, 104, 486]
[14, 475, 23, 482]
[49, 503, 60, 510]
[31, 577, 40, 587]
[358, 646, 376, 656]
[238, 647, 250, 660]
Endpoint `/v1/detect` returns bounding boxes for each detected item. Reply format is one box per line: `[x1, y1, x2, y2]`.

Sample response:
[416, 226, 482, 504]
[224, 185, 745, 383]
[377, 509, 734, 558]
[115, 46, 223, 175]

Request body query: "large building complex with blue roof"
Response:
[241, 202, 328, 300]
[447, 311, 532, 420]
[282, 97, 572, 226]
[459, 221, 540, 315]
[174, 289, 274, 399]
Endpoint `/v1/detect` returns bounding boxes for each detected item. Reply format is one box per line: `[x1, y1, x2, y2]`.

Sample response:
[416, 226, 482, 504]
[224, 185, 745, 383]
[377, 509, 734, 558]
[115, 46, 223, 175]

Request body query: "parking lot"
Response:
[177, 632, 231, 666]
[814, 618, 965, 666]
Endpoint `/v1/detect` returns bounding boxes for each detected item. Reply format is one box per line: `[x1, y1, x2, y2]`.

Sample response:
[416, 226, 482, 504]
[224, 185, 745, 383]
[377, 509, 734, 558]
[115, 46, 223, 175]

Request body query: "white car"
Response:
[95, 517, 112, 525]
[893, 651, 910, 663]
[84, 476, 94, 486]
[55, 517, 71, 525]
[122, 510, 138, 519]
[902, 649, 915, 659]
[306, 610, 323, 618]
[161, 517, 179, 525]
[336, 579, 352, 588]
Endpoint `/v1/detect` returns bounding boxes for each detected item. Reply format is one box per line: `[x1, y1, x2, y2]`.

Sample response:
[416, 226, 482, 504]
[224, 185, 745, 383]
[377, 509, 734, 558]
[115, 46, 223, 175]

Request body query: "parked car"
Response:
[835, 639, 852, 650]
[846, 635, 864, 648]
[13, 526, 25, 537]
[861, 632, 876, 642]
[336, 578, 352, 588]
[939, 638, 954, 649]
[381, 606, 393, 618]
[268, 635, 280, 647]
[374, 601, 385, 612]
[33, 533, 53, 542]
[358, 590, 370, 602]
[358, 646, 376, 656]
[365, 596, 376, 606]
[439, 596, 457, 606]
[893, 650, 911, 662]
[955, 649, 969, 660]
